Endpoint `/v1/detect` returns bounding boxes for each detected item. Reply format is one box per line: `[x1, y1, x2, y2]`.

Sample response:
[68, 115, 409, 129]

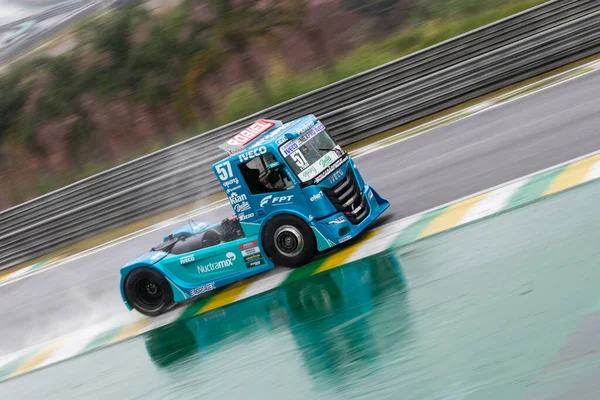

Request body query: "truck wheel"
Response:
[262, 215, 316, 268]
[124, 267, 174, 317]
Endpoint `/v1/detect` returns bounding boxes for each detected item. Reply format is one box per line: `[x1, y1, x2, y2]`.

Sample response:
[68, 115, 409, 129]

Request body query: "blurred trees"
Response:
[341, 0, 404, 34]
[286, 0, 338, 79]
[0, 0, 543, 207]
[0, 70, 27, 151]
[197, 0, 295, 103]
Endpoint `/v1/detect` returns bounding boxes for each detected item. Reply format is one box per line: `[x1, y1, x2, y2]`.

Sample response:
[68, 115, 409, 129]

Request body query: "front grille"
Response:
[321, 165, 369, 225]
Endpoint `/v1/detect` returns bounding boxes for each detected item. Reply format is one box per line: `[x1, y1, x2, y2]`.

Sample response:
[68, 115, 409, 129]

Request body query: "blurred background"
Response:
[0, 0, 544, 210]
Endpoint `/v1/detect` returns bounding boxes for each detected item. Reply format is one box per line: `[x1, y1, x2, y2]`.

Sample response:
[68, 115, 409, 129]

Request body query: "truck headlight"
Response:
[327, 216, 346, 225]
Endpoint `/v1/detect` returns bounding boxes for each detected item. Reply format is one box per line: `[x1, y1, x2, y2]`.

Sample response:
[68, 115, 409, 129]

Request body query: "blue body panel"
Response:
[119, 114, 389, 312]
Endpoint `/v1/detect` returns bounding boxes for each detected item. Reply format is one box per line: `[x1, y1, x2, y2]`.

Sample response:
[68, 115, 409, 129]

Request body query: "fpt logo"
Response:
[260, 195, 294, 207]
[260, 195, 272, 207]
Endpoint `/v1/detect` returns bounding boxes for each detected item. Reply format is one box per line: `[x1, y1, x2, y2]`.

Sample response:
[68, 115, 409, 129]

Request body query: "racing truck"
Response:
[120, 115, 390, 316]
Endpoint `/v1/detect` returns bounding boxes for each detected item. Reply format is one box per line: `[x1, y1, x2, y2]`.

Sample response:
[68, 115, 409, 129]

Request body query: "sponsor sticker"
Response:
[234, 201, 251, 213]
[238, 146, 268, 162]
[229, 192, 247, 204]
[260, 195, 294, 207]
[309, 192, 323, 202]
[190, 282, 216, 296]
[180, 255, 195, 265]
[339, 235, 352, 243]
[241, 246, 260, 257]
[280, 122, 325, 156]
[222, 178, 240, 189]
[298, 150, 339, 182]
[197, 252, 236, 273]
[244, 253, 262, 262]
[329, 169, 344, 185]
[281, 141, 299, 157]
[246, 259, 264, 268]
[226, 184, 242, 194]
[239, 213, 255, 221]
[239, 240, 258, 250]
[314, 155, 349, 184]
[219, 120, 276, 154]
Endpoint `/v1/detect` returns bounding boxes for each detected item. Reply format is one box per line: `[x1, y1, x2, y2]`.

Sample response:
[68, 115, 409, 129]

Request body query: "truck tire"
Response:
[124, 267, 174, 317]
[262, 214, 316, 268]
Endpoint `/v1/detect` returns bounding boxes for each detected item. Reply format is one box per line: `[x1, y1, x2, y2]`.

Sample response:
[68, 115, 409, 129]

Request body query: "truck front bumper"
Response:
[312, 184, 390, 251]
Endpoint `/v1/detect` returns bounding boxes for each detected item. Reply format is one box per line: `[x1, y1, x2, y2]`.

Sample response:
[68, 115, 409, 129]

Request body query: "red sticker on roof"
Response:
[239, 240, 258, 250]
[219, 120, 277, 155]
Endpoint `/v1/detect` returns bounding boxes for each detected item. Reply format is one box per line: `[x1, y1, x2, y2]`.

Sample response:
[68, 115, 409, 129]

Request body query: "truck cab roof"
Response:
[217, 114, 319, 160]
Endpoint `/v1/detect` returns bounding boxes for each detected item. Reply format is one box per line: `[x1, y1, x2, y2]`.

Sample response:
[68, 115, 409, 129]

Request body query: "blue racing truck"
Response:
[120, 115, 389, 316]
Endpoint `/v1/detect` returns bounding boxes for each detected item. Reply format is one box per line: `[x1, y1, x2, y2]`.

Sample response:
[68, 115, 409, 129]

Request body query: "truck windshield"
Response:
[279, 125, 343, 182]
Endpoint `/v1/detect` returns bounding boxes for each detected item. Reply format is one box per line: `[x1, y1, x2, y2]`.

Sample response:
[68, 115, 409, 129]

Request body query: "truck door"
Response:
[237, 149, 310, 221]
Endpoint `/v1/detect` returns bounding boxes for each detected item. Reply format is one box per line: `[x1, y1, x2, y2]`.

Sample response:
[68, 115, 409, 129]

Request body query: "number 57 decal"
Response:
[215, 161, 233, 181]
[291, 150, 308, 169]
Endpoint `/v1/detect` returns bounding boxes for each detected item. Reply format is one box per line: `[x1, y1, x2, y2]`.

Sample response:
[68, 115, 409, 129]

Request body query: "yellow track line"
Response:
[10, 339, 64, 377]
[109, 319, 150, 345]
[313, 230, 380, 275]
[198, 277, 258, 314]
[418, 193, 489, 239]
[544, 154, 600, 195]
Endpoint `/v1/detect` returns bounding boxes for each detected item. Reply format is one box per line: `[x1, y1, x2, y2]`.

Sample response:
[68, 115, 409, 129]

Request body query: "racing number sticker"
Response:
[291, 150, 309, 170]
[215, 161, 233, 181]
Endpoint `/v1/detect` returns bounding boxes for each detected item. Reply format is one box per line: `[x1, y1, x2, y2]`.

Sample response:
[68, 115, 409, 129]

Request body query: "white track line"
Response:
[459, 179, 528, 225]
[39, 329, 98, 368]
[585, 160, 600, 182]
[0, 351, 26, 371]
[349, 217, 419, 262]
[239, 269, 292, 301]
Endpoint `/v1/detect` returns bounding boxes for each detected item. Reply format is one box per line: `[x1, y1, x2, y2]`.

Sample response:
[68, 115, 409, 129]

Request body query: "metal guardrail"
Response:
[0, 1, 105, 64]
[1, 0, 599, 269]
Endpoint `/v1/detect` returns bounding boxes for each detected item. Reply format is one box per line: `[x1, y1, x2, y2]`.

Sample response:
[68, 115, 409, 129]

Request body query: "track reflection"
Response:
[143, 250, 412, 391]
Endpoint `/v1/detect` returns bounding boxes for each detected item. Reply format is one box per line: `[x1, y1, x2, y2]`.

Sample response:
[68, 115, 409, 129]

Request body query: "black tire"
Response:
[262, 214, 316, 268]
[124, 267, 174, 317]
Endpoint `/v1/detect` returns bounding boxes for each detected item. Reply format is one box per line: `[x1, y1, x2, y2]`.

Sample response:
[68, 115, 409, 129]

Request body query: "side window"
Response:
[239, 152, 294, 195]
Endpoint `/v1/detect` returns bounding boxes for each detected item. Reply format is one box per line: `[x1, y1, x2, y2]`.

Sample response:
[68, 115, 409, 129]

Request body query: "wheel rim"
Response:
[133, 277, 164, 309]
[274, 225, 304, 257]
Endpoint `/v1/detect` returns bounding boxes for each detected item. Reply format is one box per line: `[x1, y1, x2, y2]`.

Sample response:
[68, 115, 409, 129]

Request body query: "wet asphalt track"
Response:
[1, 68, 600, 355]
